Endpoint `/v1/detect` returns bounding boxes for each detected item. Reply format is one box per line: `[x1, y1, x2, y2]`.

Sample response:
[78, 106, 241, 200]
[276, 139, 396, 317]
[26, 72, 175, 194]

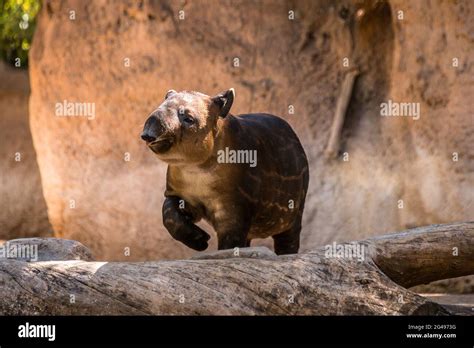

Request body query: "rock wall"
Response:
[0, 62, 52, 239]
[29, 0, 473, 260]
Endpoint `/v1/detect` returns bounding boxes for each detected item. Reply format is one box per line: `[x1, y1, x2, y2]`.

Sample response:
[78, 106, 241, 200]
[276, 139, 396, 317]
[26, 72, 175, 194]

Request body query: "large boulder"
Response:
[0, 62, 52, 239]
[29, 0, 473, 260]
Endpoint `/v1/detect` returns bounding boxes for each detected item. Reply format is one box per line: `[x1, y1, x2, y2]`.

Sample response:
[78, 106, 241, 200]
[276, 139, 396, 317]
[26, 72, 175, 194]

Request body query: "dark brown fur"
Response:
[142, 89, 309, 254]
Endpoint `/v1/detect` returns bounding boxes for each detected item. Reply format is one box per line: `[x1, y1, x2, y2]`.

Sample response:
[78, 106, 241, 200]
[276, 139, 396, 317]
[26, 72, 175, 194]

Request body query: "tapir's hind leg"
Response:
[272, 217, 301, 255]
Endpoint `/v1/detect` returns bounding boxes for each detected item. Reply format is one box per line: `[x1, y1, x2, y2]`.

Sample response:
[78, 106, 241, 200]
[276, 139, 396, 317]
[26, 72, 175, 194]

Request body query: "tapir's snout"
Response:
[140, 132, 156, 142]
[142, 115, 164, 142]
[141, 113, 174, 154]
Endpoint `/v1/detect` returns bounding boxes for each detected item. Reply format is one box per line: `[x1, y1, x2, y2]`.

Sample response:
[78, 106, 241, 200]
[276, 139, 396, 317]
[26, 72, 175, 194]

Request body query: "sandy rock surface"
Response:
[0, 62, 52, 239]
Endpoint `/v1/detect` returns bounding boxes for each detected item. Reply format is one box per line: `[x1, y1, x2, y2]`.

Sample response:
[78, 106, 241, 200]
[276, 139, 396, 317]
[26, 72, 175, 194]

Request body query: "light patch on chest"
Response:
[176, 169, 217, 206]
[170, 166, 232, 224]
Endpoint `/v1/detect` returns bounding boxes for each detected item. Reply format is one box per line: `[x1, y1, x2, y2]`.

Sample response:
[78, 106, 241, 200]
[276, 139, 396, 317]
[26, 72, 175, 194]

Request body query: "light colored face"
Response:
[142, 91, 220, 165]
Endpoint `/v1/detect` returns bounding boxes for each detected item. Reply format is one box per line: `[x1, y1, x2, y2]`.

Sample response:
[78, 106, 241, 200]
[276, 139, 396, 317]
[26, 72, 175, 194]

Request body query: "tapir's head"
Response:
[141, 89, 234, 165]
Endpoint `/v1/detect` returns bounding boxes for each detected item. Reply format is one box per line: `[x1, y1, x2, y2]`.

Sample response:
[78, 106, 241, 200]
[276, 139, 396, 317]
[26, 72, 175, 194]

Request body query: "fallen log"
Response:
[0, 222, 472, 315]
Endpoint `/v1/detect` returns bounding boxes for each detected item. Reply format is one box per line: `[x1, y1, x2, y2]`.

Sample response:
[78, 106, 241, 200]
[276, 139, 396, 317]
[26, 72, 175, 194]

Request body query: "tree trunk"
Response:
[0, 222, 472, 315]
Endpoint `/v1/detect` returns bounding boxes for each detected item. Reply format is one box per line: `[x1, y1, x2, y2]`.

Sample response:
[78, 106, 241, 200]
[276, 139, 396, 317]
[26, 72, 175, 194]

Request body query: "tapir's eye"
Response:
[183, 115, 195, 125]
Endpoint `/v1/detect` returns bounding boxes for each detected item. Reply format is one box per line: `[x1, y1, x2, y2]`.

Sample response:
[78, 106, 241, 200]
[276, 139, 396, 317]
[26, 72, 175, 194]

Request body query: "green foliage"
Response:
[0, 0, 40, 68]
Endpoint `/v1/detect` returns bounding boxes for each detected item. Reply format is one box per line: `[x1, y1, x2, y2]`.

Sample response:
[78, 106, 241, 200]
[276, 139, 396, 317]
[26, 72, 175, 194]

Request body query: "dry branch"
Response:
[0, 222, 472, 315]
[325, 68, 359, 159]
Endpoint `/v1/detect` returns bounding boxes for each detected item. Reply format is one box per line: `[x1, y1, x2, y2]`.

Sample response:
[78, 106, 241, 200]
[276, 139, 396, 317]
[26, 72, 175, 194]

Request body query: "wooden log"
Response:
[369, 222, 474, 288]
[0, 222, 472, 315]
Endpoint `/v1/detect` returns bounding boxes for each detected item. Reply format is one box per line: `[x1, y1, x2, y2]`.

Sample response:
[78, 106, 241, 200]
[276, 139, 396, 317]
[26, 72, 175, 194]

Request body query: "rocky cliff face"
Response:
[0, 62, 52, 239]
[28, 0, 473, 260]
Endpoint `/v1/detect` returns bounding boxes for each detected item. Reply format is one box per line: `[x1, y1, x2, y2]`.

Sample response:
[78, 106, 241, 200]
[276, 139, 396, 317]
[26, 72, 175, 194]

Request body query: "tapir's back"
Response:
[232, 113, 309, 238]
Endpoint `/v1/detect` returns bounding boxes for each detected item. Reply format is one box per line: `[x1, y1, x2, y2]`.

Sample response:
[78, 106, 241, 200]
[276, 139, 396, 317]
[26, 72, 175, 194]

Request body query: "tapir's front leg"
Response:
[214, 204, 251, 251]
[162, 196, 210, 251]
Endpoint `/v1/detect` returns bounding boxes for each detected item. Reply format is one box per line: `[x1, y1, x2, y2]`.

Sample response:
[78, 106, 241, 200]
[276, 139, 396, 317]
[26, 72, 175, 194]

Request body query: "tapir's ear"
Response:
[211, 88, 235, 118]
[165, 89, 177, 100]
